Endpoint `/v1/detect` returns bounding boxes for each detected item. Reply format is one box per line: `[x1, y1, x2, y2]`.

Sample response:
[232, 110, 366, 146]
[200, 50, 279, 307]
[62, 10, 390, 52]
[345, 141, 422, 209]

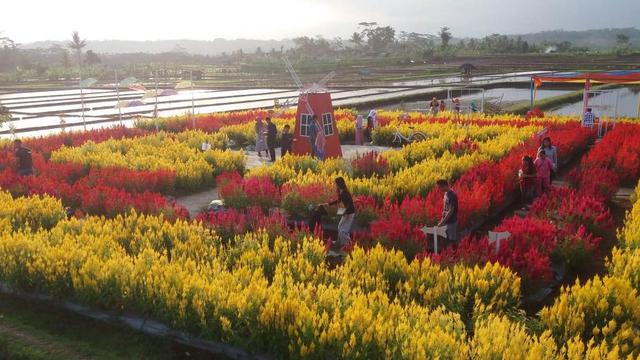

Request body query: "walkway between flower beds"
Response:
[175, 144, 392, 217]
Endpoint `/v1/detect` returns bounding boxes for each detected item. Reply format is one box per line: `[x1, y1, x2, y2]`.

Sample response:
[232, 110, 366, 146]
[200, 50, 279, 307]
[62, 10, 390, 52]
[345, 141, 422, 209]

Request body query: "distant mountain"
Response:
[506, 28, 640, 49]
[20, 38, 296, 55]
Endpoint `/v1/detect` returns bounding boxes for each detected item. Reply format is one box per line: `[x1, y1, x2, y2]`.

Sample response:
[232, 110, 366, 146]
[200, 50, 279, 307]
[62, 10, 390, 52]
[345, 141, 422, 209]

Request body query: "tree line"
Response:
[0, 24, 637, 81]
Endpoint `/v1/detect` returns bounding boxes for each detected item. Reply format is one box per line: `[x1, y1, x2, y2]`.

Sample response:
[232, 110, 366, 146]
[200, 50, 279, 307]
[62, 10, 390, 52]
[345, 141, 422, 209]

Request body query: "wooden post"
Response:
[488, 231, 510, 254]
[421, 225, 448, 254]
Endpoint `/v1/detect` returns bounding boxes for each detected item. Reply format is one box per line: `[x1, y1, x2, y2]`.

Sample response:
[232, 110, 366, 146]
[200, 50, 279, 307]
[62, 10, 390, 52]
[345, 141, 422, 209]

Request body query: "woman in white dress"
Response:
[255, 117, 267, 157]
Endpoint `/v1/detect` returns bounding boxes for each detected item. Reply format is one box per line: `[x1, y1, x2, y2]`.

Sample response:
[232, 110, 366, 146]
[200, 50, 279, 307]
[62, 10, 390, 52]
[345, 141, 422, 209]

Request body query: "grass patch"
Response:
[0, 293, 219, 359]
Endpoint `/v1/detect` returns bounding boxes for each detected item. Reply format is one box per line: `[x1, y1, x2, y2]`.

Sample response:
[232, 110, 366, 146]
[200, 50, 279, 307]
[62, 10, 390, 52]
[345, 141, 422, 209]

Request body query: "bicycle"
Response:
[391, 126, 428, 145]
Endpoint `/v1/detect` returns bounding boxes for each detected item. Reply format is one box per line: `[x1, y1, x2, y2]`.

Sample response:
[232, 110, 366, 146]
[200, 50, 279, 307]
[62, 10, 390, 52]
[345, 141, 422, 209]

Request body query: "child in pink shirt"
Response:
[534, 149, 554, 193]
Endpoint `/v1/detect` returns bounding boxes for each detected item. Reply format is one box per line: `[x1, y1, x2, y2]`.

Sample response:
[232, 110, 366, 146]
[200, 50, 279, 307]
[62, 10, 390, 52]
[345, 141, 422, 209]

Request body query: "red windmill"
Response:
[283, 57, 342, 159]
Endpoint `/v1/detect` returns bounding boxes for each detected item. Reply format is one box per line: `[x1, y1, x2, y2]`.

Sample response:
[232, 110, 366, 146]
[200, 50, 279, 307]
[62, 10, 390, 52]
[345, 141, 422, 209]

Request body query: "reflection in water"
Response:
[550, 87, 640, 118]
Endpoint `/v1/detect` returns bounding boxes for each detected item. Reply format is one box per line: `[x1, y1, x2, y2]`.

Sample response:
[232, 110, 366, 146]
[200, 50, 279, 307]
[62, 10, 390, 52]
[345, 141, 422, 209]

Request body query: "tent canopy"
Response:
[533, 70, 640, 85]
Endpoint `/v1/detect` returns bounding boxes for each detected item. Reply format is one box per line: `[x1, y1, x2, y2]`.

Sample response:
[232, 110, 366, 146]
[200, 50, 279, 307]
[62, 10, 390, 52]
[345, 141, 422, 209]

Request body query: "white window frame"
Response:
[300, 113, 312, 137]
[321, 112, 334, 136]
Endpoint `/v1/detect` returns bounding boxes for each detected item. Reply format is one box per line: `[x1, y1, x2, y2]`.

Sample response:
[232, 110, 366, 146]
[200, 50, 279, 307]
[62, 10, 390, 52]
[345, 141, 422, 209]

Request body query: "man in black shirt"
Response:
[14, 139, 34, 176]
[265, 117, 277, 162]
[281, 124, 293, 156]
[436, 179, 458, 243]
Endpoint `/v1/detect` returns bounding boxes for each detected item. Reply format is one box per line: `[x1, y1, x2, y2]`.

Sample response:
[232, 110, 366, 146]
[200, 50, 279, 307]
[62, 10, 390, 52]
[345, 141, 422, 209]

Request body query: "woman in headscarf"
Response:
[255, 117, 267, 157]
[355, 115, 364, 145]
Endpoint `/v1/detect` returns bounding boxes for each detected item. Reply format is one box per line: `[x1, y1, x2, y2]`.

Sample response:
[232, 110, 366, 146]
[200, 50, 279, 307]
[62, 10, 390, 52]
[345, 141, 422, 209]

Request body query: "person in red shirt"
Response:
[518, 155, 537, 209]
[534, 149, 554, 194]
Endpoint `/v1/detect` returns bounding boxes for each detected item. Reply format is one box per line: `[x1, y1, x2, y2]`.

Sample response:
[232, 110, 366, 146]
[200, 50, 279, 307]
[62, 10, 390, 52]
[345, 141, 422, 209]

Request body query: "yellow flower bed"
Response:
[540, 276, 640, 357]
[617, 182, 640, 249]
[0, 191, 66, 232]
[537, 177, 640, 359]
[50, 130, 245, 191]
[0, 194, 529, 359]
[6, 191, 640, 357]
[607, 248, 640, 292]
[471, 315, 560, 359]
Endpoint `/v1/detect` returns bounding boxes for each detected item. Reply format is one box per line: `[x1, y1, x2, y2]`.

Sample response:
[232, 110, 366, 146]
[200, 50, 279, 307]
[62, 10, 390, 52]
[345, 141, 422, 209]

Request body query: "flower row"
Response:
[531, 125, 640, 357]
[245, 125, 540, 203]
[355, 123, 592, 259]
[0, 150, 188, 219]
[50, 130, 244, 191]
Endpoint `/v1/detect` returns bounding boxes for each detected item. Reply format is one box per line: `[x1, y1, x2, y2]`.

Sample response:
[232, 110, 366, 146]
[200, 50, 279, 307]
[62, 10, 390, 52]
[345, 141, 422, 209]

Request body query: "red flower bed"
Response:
[355, 214, 427, 259]
[281, 182, 335, 219]
[528, 187, 613, 237]
[0, 146, 185, 219]
[351, 151, 390, 178]
[217, 172, 280, 211]
[579, 124, 640, 185]
[23, 126, 148, 157]
[197, 206, 322, 243]
[449, 138, 479, 156]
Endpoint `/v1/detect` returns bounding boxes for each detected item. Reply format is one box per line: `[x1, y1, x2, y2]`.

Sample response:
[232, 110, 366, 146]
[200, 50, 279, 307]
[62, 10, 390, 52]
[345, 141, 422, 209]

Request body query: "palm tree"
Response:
[0, 32, 16, 48]
[68, 31, 87, 128]
[350, 32, 363, 49]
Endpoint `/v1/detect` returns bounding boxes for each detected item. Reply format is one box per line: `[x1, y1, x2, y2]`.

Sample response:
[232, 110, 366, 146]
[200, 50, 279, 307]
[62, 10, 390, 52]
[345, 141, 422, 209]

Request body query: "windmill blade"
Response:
[283, 56, 303, 89]
[317, 71, 336, 88]
[300, 94, 314, 115]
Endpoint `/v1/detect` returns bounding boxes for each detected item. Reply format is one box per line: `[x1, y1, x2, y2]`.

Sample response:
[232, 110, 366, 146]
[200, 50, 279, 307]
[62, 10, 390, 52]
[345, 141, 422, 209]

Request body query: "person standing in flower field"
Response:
[430, 97, 439, 114]
[308, 115, 319, 158]
[439, 100, 446, 113]
[314, 116, 326, 160]
[265, 117, 277, 162]
[365, 115, 374, 142]
[582, 107, 595, 128]
[538, 136, 558, 178]
[519, 155, 537, 209]
[452, 97, 461, 114]
[14, 139, 34, 176]
[322, 177, 356, 247]
[281, 124, 293, 156]
[254, 117, 268, 158]
[535, 149, 554, 194]
[436, 179, 459, 244]
[355, 115, 364, 145]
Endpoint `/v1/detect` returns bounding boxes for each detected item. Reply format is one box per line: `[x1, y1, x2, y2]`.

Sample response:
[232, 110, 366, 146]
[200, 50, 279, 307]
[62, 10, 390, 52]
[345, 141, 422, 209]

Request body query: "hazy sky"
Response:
[3, 0, 639, 43]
